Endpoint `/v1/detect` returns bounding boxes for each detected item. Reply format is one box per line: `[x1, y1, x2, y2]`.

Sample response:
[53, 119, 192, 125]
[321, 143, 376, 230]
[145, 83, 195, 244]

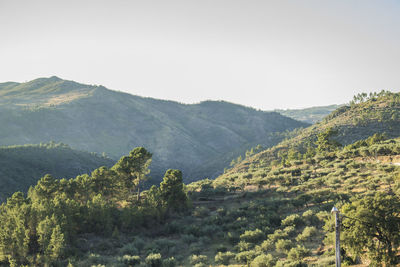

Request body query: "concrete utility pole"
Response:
[331, 207, 341, 267]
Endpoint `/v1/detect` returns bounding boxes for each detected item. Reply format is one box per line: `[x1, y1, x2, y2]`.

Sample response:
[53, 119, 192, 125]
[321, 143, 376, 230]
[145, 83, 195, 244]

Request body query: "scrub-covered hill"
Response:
[225, 90, 400, 176]
[0, 76, 308, 182]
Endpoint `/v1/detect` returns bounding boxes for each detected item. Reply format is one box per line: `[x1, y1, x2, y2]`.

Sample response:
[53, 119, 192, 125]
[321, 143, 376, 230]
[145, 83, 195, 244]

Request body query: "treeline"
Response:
[0, 147, 189, 266]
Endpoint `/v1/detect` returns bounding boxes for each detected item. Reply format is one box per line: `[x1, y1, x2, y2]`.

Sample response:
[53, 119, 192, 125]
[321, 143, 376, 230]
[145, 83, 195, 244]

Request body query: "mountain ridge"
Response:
[0, 77, 308, 182]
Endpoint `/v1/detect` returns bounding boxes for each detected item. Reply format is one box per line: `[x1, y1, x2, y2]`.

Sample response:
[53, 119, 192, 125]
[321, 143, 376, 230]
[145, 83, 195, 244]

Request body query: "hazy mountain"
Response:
[0, 143, 113, 201]
[0, 76, 308, 182]
[275, 104, 342, 124]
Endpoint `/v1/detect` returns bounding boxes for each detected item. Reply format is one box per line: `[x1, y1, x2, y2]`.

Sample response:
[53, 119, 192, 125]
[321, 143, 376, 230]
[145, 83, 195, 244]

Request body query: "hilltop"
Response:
[0, 142, 113, 201]
[0, 77, 308, 182]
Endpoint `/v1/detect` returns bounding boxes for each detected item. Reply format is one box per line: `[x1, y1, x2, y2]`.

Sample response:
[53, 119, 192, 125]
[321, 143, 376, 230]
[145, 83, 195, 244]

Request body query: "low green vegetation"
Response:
[1, 133, 399, 266]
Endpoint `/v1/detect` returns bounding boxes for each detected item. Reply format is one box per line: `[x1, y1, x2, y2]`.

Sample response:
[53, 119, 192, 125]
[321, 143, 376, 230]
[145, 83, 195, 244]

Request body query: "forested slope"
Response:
[0, 77, 308, 182]
[0, 143, 113, 201]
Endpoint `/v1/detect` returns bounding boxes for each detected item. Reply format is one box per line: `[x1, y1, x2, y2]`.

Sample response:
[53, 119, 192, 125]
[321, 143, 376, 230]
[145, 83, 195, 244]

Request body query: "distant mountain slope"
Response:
[223, 90, 400, 176]
[0, 143, 113, 201]
[275, 104, 342, 124]
[0, 77, 308, 181]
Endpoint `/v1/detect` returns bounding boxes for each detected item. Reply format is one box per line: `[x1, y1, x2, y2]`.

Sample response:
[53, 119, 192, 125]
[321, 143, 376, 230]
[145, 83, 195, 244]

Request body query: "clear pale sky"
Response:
[1, 0, 399, 110]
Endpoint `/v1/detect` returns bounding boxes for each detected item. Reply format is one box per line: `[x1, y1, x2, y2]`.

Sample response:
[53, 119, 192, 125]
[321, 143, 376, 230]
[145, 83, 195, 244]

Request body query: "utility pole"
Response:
[331, 207, 341, 267]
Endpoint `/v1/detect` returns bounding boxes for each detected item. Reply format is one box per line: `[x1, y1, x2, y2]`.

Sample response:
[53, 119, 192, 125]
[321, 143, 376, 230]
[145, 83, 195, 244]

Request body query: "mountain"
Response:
[0, 142, 113, 201]
[0, 77, 308, 182]
[275, 104, 342, 124]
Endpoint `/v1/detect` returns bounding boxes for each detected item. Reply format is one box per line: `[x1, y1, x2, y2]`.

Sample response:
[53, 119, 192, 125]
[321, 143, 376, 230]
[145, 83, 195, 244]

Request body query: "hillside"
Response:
[1, 134, 399, 266]
[0, 77, 308, 182]
[0, 142, 113, 201]
[275, 104, 342, 124]
[224, 91, 400, 176]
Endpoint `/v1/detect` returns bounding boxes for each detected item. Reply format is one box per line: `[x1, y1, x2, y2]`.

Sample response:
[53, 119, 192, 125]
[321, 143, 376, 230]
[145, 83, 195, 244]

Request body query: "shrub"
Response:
[296, 226, 317, 242]
[193, 206, 209, 218]
[214, 251, 235, 265]
[275, 239, 293, 253]
[235, 250, 258, 263]
[260, 239, 274, 252]
[281, 214, 304, 228]
[120, 243, 139, 256]
[189, 254, 208, 265]
[236, 241, 252, 252]
[145, 253, 162, 267]
[162, 257, 176, 267]
[250, 253, 276, 267]
[122, 255, 140, 266]
[132, 237, 145, 252]
[287, 245, 311, 261]
[240, 229, 265, 243]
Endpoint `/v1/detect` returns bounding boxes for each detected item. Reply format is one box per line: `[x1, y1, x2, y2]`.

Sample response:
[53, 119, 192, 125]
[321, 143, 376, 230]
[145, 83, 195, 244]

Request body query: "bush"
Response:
[235, 250, 258, 264]
[287, 245, 311, 261]
[193, 206, 209, 218]
[281, 214, 304, 228]
[296, 226, 317, 242]
[214, 251, 235, 265]
[236, 241, 252, 252]
[122, 255, 140, 266]
[162, 257, 176, 267]
[120, 243, 139, 256]
[250, 253, 276, 267]
[275, 239, 293, 253]
[189, 254, 208, 265]
[145, 253, 162, 267]
[240, 229, 265, 243]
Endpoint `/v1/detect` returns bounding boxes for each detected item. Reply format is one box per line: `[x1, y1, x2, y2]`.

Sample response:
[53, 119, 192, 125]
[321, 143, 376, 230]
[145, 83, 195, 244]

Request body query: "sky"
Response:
[0, 0, 399, 110]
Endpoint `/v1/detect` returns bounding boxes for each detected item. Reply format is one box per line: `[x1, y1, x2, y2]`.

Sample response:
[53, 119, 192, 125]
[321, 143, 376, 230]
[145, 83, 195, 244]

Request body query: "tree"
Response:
[90, 167, 117, 198]
[341, 192, 400, 265]
[113, 147, 152, 201]
[0, 192, 31, 265]
[159, 169, 188, 213]
[315, 128, 341, 153]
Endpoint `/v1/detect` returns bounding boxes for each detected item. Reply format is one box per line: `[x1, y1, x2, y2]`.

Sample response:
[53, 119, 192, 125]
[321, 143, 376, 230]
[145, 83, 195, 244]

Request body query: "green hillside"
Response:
[275, 104, 342, 124]
[0, 77, 308, 182]
[226, 91, 400, 176]
[0, 142, 113, 201]
[0, 135, 399, 266]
